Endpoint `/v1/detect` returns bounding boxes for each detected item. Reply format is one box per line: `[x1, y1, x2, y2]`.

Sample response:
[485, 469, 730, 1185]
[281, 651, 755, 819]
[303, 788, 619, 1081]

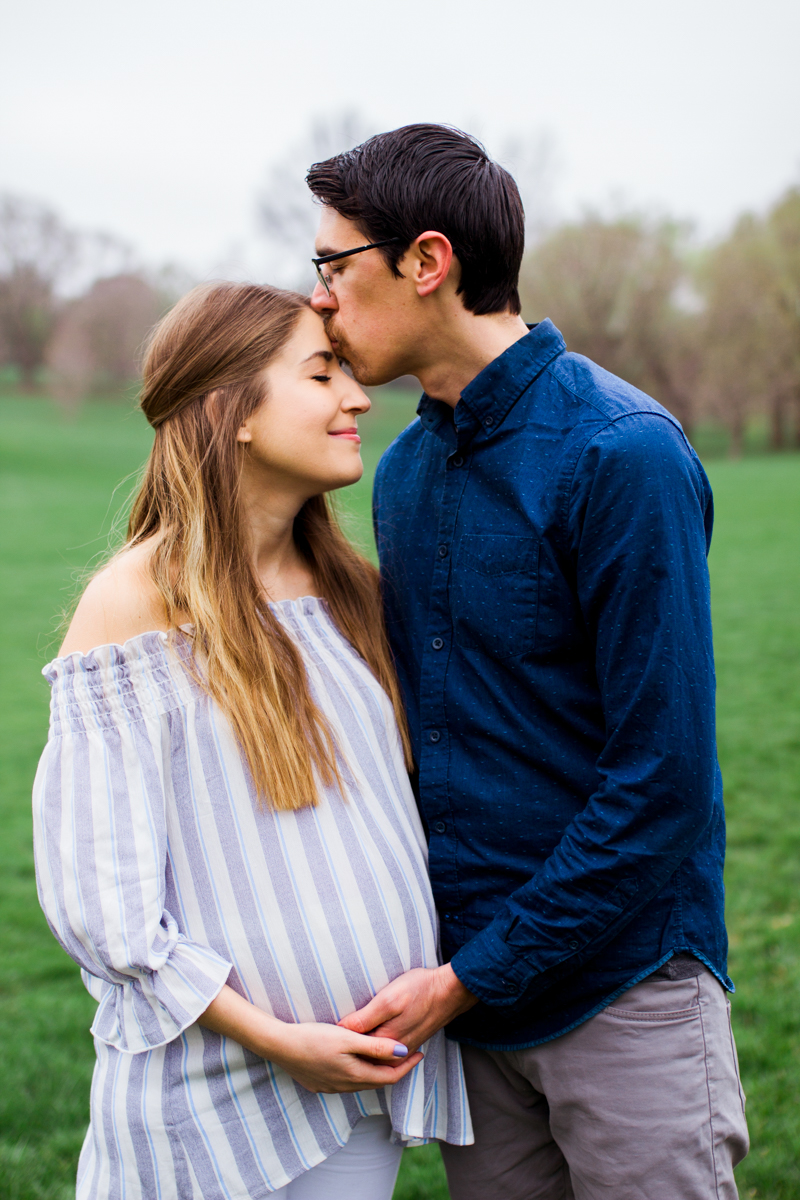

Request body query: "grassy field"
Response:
[0, 385, 798, 1199]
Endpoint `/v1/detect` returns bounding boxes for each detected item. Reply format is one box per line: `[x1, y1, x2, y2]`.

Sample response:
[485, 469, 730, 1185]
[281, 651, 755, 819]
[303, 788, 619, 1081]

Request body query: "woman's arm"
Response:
[198, 985, 422, 1094]
[34, 698, 233, 1055]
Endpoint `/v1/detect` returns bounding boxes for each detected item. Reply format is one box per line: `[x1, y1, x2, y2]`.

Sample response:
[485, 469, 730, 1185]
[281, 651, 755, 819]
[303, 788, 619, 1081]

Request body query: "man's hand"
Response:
[337, 964, 478, 1051]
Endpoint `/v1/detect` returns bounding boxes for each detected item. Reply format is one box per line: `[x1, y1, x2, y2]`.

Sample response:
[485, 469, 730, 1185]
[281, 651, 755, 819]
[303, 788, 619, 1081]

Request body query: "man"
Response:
[307, 124, 748, 1199]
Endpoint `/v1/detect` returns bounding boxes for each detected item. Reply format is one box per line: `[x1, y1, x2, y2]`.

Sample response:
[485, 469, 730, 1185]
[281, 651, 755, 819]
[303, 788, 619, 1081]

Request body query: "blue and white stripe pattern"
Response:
[33, 596, 471, 1198]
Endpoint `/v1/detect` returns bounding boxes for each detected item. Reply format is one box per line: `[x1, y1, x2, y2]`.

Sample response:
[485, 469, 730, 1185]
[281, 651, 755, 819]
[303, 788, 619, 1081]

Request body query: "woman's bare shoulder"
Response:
[59, 539, 170, 657]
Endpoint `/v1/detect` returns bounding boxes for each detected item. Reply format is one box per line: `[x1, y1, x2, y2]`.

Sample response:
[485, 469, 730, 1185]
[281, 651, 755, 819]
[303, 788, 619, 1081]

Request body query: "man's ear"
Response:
[407, 231, 454, 297]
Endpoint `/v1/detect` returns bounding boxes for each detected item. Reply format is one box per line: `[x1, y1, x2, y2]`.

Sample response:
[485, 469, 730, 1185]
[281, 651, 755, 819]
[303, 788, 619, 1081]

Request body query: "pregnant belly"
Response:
[214, 883, 440, 1025]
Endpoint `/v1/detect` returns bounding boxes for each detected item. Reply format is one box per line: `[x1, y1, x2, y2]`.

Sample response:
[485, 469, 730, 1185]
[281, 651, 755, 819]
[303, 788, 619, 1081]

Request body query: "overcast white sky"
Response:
[3, 0, 799, 278]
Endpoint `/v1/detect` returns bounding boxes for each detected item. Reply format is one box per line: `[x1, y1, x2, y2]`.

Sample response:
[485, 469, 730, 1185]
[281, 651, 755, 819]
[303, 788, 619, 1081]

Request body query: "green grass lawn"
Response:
[1, 387, 798, 1198]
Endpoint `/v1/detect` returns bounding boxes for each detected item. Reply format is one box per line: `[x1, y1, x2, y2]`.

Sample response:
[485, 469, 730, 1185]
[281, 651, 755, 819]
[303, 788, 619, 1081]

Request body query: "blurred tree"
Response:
[0, 194, 137, 394]
[519, 214, 700, 435]
[257, 112, 377, 290]
[47, 274, 165, 411]
[699, 188, 800, 454]
[0, 194, 77, 389]
[698, 216, 775, 455]
[766, 187, 800, 447]
[498, 130, 560, 246]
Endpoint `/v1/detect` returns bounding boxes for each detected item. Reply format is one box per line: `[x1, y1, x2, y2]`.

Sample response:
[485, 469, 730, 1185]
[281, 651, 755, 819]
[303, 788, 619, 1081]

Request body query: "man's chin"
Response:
[348, 361, 384, 387]
[333, 347, 380, 387]
[327, 328, 402, 388]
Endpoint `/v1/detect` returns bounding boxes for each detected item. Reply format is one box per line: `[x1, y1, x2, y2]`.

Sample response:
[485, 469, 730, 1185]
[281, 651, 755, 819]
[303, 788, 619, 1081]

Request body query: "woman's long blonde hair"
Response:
[129, 281, 411, 811]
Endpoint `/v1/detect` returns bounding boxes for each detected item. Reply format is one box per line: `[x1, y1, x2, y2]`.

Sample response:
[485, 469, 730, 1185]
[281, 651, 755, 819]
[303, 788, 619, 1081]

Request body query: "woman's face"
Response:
[237, 308, 371, 499]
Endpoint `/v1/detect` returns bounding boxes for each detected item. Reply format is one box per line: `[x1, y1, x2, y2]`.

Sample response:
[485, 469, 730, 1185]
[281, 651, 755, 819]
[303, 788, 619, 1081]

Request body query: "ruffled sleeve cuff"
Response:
[89, 938, 233, 1054]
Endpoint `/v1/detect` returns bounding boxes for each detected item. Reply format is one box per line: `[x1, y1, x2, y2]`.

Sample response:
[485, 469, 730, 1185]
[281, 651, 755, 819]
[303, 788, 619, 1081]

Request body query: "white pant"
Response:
[271, 1115, 404, 1200]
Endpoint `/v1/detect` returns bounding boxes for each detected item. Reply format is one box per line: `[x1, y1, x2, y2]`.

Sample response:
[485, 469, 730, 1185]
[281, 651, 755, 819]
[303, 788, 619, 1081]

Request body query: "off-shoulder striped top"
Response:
[33, 596, 471, 1199]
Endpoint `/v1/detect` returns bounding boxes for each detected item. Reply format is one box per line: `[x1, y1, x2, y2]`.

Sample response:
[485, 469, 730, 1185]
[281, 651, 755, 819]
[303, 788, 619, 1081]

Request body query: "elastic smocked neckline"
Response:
[270, 595, 326, 614]
[43, 629, 174, 683]
[42, 596, 329, 682]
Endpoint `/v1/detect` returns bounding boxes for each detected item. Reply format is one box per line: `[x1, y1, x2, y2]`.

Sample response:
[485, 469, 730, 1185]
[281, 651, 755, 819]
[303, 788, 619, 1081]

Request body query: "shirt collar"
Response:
[417, 320, 566, 449]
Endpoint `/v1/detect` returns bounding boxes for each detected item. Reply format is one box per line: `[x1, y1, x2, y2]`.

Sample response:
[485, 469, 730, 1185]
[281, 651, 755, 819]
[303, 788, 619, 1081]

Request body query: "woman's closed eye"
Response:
[312, 374, 332, 383]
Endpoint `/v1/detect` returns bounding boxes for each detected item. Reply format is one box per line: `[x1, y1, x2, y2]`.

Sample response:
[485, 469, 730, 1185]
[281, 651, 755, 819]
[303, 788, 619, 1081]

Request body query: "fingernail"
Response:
[393, 1043, 409, 1057]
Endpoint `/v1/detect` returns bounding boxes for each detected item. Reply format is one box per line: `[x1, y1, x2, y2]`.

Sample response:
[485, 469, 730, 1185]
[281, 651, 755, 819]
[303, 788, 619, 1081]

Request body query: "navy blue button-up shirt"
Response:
[373, 320, 730, 1049]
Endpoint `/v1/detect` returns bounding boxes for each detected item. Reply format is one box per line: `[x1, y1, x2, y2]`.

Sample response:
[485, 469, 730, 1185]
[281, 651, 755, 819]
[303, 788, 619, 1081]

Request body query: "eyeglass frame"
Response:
[311, 238, 402, 295]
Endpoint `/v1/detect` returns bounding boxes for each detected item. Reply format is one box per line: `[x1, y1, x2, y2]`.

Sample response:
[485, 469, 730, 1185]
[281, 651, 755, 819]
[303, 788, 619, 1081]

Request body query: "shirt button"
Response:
[429, 730, 441, 743]
[484, 415, 495, 427]
[568, 939, 580, 951]
[438, 544, 448, 558]
[451, 455, 464, 467]
[432, 637, 444, 650]
[502, 978, 519, 994]
[433, 820, 446, 834]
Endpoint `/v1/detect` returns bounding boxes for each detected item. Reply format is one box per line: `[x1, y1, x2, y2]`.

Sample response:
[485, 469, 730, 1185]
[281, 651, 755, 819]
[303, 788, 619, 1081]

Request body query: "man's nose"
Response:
[310, 280, 337, 312]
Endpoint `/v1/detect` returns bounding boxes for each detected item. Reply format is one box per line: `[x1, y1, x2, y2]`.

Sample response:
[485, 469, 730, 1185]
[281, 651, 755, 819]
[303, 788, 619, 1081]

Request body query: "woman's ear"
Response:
[236, 423, 253, 444]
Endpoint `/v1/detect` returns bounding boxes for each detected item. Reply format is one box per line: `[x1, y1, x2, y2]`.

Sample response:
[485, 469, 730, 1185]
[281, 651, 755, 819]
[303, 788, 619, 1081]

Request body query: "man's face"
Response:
[310, 208, 420, 386]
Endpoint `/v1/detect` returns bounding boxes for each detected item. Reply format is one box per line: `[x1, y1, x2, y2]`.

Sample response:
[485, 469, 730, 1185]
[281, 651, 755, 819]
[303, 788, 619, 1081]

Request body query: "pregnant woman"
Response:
[32, 283, 471, 1199]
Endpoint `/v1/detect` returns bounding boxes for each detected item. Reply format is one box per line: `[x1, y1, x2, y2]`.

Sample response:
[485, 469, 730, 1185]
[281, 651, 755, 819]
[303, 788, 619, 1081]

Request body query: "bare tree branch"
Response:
[256, 112, 378, 290]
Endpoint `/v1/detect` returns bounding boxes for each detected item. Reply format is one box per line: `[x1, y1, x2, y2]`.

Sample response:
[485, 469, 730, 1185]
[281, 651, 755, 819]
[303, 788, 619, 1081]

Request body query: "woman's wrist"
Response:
[199, 984, 291, 1060]
[250, 1011, 310, 1064]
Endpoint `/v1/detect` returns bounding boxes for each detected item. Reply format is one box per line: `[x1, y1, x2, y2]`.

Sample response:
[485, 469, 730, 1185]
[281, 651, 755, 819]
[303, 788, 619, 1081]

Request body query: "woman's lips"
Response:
[329, 428, 361, 443]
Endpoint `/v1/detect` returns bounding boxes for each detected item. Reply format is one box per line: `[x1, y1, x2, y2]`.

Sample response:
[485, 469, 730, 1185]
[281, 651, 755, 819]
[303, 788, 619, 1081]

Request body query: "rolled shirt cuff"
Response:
[449, 926, 531, 1008]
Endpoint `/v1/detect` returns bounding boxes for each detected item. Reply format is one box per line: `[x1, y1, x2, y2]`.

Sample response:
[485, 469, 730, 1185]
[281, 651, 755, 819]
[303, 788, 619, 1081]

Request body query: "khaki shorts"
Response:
[440, 970, 749, 1200]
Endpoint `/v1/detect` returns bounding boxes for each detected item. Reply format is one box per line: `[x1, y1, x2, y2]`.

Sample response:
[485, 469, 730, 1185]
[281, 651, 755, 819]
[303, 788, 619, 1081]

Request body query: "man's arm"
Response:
[345, 414, 718, 1048]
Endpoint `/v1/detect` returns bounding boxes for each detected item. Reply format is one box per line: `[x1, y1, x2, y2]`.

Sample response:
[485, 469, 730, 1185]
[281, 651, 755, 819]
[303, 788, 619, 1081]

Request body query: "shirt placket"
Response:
[416, 430, 475, 923]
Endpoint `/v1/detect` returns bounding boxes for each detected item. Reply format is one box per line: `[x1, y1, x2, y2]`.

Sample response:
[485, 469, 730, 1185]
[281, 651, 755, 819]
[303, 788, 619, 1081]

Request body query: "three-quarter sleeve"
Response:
[32, 639, 232, 1053]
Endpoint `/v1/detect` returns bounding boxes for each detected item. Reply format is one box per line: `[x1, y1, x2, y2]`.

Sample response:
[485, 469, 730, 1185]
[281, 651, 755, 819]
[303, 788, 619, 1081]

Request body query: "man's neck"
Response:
[414, 310, 530, 409]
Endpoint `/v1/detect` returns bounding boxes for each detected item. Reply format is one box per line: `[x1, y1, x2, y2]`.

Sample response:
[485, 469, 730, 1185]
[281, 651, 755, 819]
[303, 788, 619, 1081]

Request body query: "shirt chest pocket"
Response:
[449, 534, 539, 660]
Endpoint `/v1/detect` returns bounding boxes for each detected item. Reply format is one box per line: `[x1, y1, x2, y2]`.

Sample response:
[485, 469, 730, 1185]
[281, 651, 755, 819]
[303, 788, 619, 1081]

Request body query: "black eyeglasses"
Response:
[311, 239, 401, 295]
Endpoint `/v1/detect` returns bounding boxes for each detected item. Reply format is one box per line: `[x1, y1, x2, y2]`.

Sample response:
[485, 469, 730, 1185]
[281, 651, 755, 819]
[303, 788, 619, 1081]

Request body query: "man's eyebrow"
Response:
[302, 350, 334, 364]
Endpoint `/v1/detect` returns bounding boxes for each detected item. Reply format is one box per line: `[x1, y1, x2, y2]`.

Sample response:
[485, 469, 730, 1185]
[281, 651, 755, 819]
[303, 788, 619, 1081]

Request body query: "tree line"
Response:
[0, 195, 175, 410]
[520, 188, 800, 453]
[1, 185, 798, 453]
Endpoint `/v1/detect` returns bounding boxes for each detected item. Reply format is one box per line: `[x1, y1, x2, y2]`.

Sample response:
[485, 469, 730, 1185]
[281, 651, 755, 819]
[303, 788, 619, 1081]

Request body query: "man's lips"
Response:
[325, 325, 343, 353]
[329, 427, 361, 443]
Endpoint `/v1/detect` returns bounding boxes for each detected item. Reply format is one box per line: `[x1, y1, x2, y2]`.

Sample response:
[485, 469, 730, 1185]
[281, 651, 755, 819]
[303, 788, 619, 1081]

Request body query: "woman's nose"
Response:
[344, 381, 370, 414]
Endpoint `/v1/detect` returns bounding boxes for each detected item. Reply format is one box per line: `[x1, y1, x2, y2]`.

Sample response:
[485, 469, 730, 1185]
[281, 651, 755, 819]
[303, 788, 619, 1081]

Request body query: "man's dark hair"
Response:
[306, 124, 525, 316]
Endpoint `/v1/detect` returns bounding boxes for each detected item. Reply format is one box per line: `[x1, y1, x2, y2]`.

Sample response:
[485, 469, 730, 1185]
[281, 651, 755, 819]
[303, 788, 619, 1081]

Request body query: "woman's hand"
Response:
[198, 984, 423, 1094]
[267, 1020, 423, 1094]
